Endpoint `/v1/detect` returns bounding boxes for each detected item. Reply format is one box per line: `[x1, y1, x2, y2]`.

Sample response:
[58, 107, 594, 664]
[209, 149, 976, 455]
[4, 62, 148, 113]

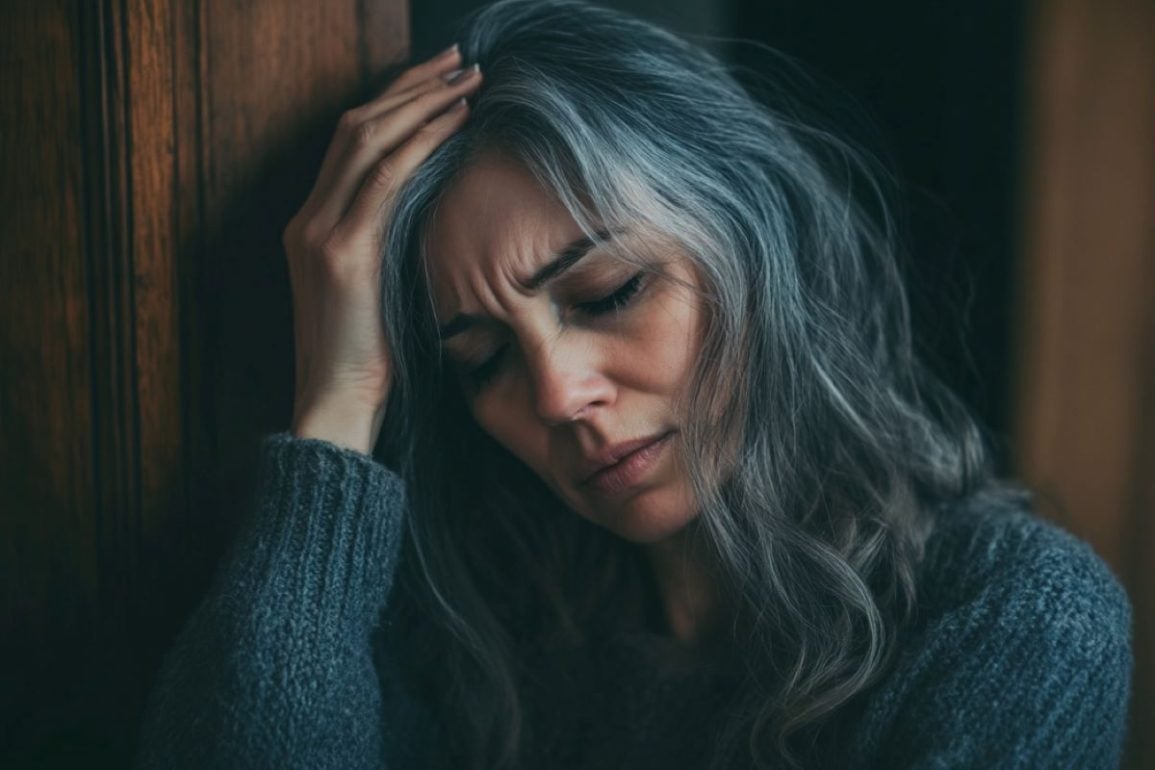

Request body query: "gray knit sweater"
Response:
[135, 432, 1134, 769]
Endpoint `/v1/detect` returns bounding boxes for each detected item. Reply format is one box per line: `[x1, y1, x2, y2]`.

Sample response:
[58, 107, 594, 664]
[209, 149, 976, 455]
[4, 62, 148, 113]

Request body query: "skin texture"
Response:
[287, 45, 482, 454]
[425, 154, 722, 641]
[282, 37, 722, 643]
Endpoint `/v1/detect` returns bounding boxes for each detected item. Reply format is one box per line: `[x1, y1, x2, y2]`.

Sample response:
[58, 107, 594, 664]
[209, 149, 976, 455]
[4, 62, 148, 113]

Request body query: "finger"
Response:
[382, 44, 461, 97]
[338, 98, 471, 245]
[301, 70, 480, 230]
[353, 67, 462, 126]
[312, 69, 481, 227]
[300, 48, 464, 217]
[304, 75, 450, 207]
[354, 53, 470, 125]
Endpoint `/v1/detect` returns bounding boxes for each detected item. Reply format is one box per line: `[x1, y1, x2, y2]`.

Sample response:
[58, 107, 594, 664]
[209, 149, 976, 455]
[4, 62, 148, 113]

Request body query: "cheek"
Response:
[470, 388, 548, 470]
[627, 286, 704, 394]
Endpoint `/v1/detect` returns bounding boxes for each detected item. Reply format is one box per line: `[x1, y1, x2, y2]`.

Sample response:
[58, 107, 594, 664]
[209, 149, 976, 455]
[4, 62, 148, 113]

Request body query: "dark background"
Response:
[5, 1, 1153, 768]
[413, 0, 1026, 461]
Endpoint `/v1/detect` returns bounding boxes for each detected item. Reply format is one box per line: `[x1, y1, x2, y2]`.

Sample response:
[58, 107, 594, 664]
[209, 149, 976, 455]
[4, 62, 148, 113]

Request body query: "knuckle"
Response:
[337, 108, 363, 134]
[411, 121, 436, 143]
[318, 234, 372, 285]
[368, 160, 397, 192]
[404, 91, 441, 120]
[412, 121, 447, 148]
[351, 120, 378, 150]
[317, 234, 348, 265]
[300, 221, 330, 249]
[413, 87, 445, 111]
[284, 216, 316, 250]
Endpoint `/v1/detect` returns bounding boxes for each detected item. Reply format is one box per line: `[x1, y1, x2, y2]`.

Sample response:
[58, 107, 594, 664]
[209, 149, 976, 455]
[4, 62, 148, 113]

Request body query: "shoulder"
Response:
[849, 487, 1134, 769]
[918, 487, 1132, 645]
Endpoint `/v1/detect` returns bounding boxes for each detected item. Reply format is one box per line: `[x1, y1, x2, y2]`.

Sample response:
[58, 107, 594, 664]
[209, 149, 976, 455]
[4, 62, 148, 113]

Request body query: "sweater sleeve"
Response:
[135, 432, 429, 769]
[866, 515, 1134, 770]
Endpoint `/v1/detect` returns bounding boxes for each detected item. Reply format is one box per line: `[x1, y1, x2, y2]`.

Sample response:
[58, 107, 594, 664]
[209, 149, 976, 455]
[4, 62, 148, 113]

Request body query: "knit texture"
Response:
[135, 433, 1133, 769]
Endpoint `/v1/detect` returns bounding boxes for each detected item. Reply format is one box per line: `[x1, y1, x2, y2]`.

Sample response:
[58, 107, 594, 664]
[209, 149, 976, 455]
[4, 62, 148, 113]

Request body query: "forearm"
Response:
[136, 433, 408, 768]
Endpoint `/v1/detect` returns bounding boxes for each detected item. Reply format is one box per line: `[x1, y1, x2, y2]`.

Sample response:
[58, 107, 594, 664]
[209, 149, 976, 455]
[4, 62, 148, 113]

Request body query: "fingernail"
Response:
[448, 65, 479, 84]
[442, 68, 463, 82]
[452, 97, 468, 111]
[437, 43, 460, 59]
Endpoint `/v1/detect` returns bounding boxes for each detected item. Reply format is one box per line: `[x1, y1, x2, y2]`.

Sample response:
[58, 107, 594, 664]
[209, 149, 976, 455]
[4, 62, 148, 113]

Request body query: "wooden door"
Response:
[0, 1, 408, 765]
[1014, 0, 1155, 766]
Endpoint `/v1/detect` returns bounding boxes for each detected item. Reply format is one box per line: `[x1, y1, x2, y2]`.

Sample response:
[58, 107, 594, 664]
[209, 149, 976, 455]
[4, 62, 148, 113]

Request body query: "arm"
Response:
[136, 42, 482, 768]
[135, 432, 425, 769]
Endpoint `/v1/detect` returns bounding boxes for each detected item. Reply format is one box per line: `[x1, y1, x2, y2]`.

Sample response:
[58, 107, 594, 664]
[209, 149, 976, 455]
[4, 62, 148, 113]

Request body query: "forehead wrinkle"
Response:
[424, 154, 598, 336]
[435, 256, 525, 344]
[454, 218, 560, 316]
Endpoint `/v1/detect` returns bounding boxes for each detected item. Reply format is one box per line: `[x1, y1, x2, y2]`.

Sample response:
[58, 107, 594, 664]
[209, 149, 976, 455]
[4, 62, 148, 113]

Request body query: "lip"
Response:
[580, 431, 674, 493]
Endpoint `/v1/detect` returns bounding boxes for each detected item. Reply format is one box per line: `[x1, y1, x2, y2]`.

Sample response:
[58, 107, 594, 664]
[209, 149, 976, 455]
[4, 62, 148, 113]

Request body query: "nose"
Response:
[525, 335, 614, 425]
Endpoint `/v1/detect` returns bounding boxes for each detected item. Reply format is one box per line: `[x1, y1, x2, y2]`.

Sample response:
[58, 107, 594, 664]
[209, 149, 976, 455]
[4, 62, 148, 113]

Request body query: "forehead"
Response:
[423, 153, 584, 313]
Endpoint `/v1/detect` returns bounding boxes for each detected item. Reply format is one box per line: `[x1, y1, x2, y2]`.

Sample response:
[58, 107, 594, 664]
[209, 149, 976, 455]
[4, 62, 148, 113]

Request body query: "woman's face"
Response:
[424, 153, 706, 545]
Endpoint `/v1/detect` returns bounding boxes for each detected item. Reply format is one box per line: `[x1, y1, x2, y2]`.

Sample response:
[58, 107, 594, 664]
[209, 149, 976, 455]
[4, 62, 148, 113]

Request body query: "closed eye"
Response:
[463, 344, 507, 390]
[461, 271, 648, 391]
[575, 272, 646, 316]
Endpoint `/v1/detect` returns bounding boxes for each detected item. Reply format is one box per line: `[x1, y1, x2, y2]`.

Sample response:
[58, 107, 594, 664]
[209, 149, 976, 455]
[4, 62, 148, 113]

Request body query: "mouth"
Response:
[580, 431, 675, 491]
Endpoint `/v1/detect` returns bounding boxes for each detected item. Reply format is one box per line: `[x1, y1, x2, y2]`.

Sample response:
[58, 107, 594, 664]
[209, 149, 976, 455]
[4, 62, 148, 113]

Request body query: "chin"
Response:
[587, 483, 702, 545]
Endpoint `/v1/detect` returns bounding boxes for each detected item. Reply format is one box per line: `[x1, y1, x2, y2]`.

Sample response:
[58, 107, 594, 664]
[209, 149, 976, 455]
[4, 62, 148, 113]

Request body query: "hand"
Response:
[284, 45, 482, 453]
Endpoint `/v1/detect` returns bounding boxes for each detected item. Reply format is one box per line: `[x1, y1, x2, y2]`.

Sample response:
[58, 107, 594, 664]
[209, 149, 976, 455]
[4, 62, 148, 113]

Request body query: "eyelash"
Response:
[463, 272, 647, 390]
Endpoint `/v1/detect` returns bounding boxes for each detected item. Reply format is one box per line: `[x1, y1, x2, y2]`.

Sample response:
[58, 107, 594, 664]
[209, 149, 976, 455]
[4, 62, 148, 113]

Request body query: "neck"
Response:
[643, 521, 727, 648]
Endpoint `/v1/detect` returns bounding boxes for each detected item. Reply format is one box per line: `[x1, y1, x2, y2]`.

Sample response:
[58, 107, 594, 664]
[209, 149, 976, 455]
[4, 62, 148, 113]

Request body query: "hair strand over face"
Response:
[376, 1, 1003, 767]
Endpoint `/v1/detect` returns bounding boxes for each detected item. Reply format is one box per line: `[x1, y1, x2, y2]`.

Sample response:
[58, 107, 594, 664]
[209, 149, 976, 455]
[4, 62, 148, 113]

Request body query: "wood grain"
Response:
[1014, 0, 1155, 765]
[0, 1, 101, 757]
[0, 0, 409, 763]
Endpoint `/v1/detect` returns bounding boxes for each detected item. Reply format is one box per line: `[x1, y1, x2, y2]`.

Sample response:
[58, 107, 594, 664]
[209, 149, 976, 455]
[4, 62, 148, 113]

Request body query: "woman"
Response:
[136, 0, 1133, 768]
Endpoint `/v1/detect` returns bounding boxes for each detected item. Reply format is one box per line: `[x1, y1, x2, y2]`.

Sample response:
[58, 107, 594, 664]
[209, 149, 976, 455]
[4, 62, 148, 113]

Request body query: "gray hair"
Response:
[378, 0, 996, 767]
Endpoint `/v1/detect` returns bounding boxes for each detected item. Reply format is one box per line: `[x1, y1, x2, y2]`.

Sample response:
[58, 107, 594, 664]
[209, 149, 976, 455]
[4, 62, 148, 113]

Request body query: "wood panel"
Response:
[1013, 0, 1155, 765]
[0, 0, 408, 765]
[0, 1, 102, 760]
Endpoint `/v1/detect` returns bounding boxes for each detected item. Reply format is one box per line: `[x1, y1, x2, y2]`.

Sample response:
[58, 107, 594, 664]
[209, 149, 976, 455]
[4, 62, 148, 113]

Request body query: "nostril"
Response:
[525, 336, 614, 425]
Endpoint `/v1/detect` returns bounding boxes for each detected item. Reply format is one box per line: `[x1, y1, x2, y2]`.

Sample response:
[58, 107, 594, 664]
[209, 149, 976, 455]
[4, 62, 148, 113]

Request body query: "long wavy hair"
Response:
[376, 1, 994, 767]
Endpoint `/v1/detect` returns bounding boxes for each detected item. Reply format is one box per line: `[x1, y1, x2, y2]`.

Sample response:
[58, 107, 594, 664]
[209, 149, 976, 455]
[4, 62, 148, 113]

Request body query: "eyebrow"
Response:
[437, 228, 614, 342]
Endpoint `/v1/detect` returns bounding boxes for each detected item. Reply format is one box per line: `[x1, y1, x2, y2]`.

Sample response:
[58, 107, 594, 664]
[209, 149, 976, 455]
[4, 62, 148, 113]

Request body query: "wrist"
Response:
[291, 395, 387, 455]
